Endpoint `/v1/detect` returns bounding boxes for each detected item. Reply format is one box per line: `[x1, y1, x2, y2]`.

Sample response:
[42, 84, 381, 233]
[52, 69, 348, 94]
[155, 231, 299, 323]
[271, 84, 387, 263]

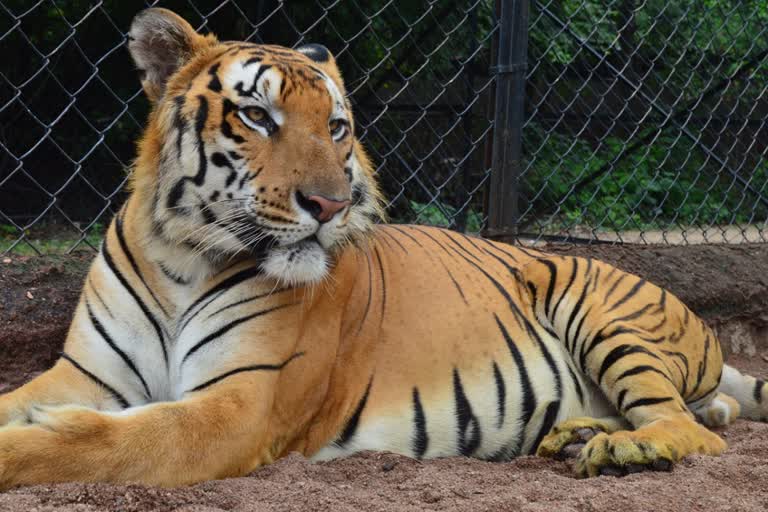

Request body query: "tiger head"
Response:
[127, 8, 384, 285]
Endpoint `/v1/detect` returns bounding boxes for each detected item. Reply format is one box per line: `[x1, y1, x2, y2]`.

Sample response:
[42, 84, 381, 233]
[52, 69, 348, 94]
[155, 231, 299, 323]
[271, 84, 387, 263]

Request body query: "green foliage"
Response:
[407, 201, 483, 233]
[522, 125, 768, 231]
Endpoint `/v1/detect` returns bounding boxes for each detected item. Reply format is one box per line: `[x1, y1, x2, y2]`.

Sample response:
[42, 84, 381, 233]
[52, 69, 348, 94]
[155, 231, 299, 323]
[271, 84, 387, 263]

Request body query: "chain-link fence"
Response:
[1, 1, 768, 255]
[515, 0, 768, 244]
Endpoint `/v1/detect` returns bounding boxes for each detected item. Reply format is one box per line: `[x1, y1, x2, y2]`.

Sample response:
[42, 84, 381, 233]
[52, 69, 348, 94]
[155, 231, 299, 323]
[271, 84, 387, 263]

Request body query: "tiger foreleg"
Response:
[0, 373, 274, 488]
[0, 359, 118, 427]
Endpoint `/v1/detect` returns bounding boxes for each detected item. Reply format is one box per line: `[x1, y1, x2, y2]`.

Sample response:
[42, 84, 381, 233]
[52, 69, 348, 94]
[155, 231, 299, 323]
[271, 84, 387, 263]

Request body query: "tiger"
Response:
[0, 7, 765, 489]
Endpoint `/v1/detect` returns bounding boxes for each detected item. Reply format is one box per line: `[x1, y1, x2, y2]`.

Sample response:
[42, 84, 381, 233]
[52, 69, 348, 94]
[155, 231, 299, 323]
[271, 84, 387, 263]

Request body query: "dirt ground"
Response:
[1, 242, 767, 511]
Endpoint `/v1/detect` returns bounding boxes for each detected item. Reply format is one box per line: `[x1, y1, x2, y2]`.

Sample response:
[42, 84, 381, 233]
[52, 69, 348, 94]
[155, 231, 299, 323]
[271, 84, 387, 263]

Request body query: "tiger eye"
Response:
[329, 119, 341, 132]
[243, 107, 266, 123]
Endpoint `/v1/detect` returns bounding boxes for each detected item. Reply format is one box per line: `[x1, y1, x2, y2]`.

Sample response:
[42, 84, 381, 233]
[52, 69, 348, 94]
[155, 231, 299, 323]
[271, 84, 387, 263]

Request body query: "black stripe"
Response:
[603, 273, 628, 304]
[60, 353, 129, 409]
[453, 368, 481, 456]
[495, 314, 536, 455]
[615, 364, 672, 383]
[86, 301, 151, 399]
[179, 266, 262, 332]
[617, 389, 629, 410]
[193, 95, 209, 186]
[187, 352, 304, 392]
[597, 344, 663, 384]
[566, 362, 585, 405]
[412, 387, 428, 458]
[687, 376, 721, 406]
[529, 400, 561, 454]
[101, 233, 168, 365]
[553, 258, 579, 318]
[439, 230, 483, 263]
[689, 335, 711, 398]
[580, 326, 638, 371]
[336, 375, 373, 447]
[493, 361, 506, 429]
[373, 246, 386, 326]
[393, 227, 467, 304]
[564, 261, 592, 352]
[754, 379, 765, 404]
[538, 259, 558, 318]
[437, 230, 482, 263]
[205, 286, 291, 319]
[571, 304, 593, 363]
[172, 95, 186, 161]
[221, 98, 246, 144]
[389, 225, 426, 248]
[182, 303, 297, 364]
[623, 396, 674, 413]
[159, 262, 190, 285]
[114, 211, 169, 317]
[377, 227, 408, 254]
[235, 64, 273, 96]
[663, 349, 690, 396]
[211, 152, 237, 188]
[604, 303, 657, 331]
[207, 63, 222, 92]
[607, 278, 647, 313]
[166, 178, 188, 211]
[356, 250, 374, 335]
[477, 237, 519, 262]
[87, 277, 114, 318]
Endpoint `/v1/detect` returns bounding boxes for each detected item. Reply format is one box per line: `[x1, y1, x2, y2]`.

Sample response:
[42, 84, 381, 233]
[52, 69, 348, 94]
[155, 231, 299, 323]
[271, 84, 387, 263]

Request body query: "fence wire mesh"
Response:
[521, 0, 768, 244]
[1, 0, 767, 255]
[0, 0, 495, 254]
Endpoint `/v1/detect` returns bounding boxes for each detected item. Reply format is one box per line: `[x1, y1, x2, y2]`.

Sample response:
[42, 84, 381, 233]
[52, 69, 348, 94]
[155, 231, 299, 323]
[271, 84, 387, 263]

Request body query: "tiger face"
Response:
[128, 9, 383, 284]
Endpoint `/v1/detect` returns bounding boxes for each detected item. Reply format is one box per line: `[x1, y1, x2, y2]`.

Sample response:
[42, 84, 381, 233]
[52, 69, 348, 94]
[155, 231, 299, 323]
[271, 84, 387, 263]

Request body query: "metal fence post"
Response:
[485, 0, 528, 239]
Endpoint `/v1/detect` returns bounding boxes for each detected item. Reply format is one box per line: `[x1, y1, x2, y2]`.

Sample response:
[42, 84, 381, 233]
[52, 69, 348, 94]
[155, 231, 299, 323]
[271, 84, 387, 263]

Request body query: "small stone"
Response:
[381, 461, 397, 472]
[26, 291, 34, 299]
[2, 258, 11, 264]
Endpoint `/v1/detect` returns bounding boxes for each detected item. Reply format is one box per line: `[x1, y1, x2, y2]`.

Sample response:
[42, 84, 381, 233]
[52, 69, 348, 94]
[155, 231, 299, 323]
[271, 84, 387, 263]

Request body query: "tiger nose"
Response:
[295, 191, 351, 223]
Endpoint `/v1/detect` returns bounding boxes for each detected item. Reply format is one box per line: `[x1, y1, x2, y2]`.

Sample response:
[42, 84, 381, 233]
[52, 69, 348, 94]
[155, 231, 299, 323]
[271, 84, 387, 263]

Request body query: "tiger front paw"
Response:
[573, 424, 726, 478]
[536, 417, 624, 461]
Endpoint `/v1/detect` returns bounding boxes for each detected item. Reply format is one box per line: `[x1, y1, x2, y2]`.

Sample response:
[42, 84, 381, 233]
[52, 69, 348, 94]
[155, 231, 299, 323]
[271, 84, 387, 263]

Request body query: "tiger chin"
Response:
[0, 7, 766, 490]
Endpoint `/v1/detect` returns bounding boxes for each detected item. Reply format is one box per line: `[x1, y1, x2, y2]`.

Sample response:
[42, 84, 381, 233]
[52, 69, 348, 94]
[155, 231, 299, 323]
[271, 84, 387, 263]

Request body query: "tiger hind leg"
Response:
[716, 364, 768, 422]
[690, 392, 740, 427]
[541, 329, 727, 477]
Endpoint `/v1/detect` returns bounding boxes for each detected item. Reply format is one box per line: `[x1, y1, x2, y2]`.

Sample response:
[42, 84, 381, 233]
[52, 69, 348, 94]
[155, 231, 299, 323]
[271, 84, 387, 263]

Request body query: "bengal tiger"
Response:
[0, 8, 765, 488]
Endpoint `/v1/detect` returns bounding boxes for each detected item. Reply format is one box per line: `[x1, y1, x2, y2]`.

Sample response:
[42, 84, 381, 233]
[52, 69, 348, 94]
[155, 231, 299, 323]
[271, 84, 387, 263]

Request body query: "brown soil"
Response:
[1, 243, 768, 512]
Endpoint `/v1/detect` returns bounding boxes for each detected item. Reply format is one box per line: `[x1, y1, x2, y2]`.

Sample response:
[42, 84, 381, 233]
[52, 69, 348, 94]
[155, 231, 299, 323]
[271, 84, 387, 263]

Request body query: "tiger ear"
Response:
[128, 8, 217, 102]
[296, 44, 333, 64]
[295, 43, 346, 94]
